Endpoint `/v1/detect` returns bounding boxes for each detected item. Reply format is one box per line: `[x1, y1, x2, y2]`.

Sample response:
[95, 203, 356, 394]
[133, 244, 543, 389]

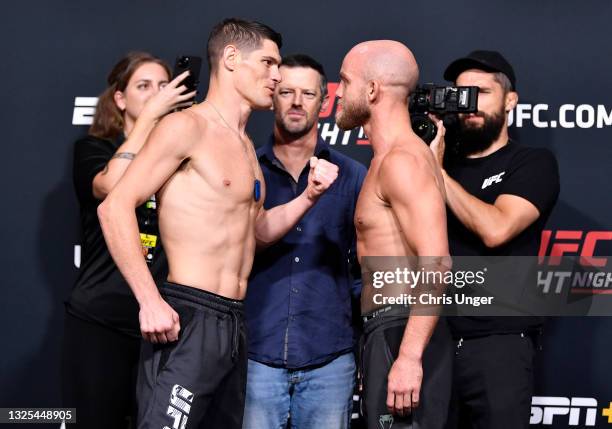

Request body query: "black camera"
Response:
[408, 84, 479, 143]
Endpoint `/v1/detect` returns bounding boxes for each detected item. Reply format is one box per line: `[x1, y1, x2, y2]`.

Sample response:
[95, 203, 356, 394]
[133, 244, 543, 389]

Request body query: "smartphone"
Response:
[172, 55, 202, 108]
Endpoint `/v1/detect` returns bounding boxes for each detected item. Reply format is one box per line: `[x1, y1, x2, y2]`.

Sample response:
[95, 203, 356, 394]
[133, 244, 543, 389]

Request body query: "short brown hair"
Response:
[207, 18, 282, 72]
[89, 52, 170, 141]
[281, 54, 328, 99]
[492, 71, 513, 94]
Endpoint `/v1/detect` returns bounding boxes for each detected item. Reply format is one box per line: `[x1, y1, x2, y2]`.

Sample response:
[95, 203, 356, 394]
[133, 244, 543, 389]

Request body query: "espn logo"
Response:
[72, 97, 98, 125]
[530, 396, 597, 426]
[539, 230, 612, 267]
[163, 384, 194, 429]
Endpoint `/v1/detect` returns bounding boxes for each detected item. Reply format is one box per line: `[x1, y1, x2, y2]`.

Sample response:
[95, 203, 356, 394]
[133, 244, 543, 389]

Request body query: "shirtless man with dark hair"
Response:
[336, 40, 452, 429]
[98, 18, 338, 429]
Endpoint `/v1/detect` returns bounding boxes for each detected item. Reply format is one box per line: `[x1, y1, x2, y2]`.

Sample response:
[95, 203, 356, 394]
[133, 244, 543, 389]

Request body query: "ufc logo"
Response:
[481, 172, 505, 189]
[72, 97, 98, 125]
[530, 397, 597, 426]
[163, 384, 194, 429]
[539, 230, 612, 266]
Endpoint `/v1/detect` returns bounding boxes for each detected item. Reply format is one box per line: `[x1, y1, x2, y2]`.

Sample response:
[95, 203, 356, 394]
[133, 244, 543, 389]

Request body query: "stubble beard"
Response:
[336, 96, 370, 130]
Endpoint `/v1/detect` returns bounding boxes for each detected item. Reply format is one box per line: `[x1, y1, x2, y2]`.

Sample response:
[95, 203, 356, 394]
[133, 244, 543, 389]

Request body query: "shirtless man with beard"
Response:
[98, 18, 338, 429]
[335, 40, 453, 429]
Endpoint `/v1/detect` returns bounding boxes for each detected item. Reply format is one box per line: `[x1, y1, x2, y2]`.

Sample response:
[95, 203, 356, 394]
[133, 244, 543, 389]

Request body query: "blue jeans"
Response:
[242, 353, 356, 429]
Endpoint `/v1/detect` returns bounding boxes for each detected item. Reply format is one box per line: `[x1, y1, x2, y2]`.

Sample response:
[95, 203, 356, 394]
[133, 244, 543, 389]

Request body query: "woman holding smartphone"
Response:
[62, 52, 195, 429]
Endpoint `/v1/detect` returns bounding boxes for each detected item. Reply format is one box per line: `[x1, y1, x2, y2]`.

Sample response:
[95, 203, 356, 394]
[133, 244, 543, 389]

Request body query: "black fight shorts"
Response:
[136, 282, 246, 429]
[360, 309, 453, 429]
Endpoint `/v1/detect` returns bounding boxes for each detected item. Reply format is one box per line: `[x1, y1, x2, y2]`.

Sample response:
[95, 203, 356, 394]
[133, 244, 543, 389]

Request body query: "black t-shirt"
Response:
[66, 135, 167, 338]
[446, 141, 560, 338]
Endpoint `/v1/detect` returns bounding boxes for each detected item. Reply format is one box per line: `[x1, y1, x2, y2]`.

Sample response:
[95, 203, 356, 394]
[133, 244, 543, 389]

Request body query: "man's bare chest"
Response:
[355, 172, 390, 234]
[181, 141, 263, 204]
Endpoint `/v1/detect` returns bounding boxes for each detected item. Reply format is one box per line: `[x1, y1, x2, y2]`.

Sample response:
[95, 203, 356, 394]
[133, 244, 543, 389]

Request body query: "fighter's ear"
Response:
[367, 80, 379, 102]
[222, 44, 239, 72]
[505, 90, 518, 112]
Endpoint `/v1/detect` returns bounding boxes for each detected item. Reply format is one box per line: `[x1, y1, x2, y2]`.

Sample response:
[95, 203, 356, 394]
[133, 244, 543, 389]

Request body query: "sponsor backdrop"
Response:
[1, 1, 611, 427]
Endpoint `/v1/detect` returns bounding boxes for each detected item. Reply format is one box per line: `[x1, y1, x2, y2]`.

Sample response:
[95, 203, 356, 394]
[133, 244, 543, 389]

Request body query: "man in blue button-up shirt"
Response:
[243, 54, 366, 429]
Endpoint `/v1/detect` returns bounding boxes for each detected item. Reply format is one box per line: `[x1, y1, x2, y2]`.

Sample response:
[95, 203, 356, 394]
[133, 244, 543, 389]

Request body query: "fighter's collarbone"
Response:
[173, 154, 256, 197]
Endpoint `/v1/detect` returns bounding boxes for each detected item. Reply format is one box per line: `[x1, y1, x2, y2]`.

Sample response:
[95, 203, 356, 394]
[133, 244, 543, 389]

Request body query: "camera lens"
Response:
[412, 114, 437, 144]
[179, 57, 189, 67]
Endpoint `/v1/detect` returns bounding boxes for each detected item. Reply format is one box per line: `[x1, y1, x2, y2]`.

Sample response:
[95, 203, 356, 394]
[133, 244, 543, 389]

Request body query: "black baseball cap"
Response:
[444, 50, 516, 90]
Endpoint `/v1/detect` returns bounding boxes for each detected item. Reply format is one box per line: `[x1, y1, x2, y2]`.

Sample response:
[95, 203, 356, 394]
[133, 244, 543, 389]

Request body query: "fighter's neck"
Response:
[205, 85, 252, 134]
[364, 105, 416, 156]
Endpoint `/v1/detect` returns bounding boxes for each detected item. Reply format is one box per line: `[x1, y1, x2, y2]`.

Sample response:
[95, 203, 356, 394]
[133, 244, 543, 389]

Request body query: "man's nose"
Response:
[292, 92, 303, 107]
[271, 65, 281, 84]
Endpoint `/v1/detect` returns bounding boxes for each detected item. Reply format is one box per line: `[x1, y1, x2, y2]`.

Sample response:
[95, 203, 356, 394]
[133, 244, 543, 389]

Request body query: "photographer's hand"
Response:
[140, 70, 197, 121]
[428, 115, 446, 167]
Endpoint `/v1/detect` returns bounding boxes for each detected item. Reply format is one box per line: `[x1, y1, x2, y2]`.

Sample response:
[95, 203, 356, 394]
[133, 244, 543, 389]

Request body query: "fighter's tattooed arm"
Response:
[101, 152, 136, 175]
[112, 152, 136, 160]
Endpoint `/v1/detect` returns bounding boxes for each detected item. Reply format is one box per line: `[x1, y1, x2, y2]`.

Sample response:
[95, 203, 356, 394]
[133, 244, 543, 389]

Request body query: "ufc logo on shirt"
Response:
[481, 172, 505, 189]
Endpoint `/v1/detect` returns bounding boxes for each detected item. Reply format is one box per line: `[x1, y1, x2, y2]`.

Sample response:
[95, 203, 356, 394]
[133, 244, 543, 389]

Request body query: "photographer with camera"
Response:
[62, 51, 194, 429]
[428, 51, 560, 429]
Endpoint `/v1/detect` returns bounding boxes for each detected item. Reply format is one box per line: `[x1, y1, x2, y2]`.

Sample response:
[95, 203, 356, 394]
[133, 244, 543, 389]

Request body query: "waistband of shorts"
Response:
[362, 305, 410, 334]
[161, 281, 244, 314]
[363, 305, 410, 323]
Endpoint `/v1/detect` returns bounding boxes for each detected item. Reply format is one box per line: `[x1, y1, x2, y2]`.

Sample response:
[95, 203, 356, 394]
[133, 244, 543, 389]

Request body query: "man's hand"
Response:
[139, 295, 181, 343]
[254, 156, 338, 248]
[306, 157, 339, 200]
[428, 116, 446, 167]
[386, 354, 423, 417]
